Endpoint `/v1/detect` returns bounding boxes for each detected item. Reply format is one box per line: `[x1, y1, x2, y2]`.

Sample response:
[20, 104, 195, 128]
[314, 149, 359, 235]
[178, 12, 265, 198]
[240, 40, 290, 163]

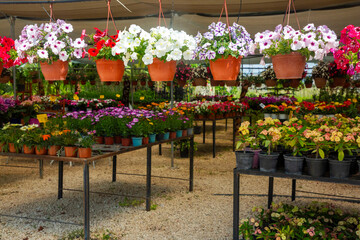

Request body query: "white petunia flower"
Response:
[142, 53, 153, 65]
[58, 51, 69, 61]
[37, 49, 49, 59]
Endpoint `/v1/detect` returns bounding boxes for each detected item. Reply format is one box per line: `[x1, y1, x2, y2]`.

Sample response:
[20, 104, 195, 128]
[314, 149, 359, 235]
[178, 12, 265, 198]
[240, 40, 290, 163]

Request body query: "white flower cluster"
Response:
[112, 24, 196, 66]
[16, 19, 87, 63]
[254, 23, 339, 60]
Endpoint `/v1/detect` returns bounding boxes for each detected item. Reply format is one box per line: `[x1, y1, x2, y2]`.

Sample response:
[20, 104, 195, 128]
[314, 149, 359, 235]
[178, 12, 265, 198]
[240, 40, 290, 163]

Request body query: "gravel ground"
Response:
[1, 120, 360, 240]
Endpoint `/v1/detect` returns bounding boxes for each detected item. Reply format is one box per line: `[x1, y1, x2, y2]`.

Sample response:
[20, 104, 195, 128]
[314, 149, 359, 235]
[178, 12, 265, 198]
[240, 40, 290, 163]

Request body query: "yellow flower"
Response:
[353, 98, 358, 103]
[100, 95, 104, 99]
[116, 94, 120, 98]
[140, 96, 145, 100]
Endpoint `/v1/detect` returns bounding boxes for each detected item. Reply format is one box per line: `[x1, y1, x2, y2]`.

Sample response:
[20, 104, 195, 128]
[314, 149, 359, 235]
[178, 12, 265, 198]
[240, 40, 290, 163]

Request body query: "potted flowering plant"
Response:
[18, 124, 40, 154]
[78, 131, 95, 158]
[191, 65, 210, 86]
[235, 121, 255, 170]
[0, 36, 22, 72]
[175, 61, 192, 87]
[328, 61, 348, 87]
[254, 23, 338, 79]
[312, 61, 329, 88]
[260, 66, 277, 87]
[60, 130, 79, 157]
[195, 21, 253, 81]
[16, 20, 86, 81]
[87, 28, 125, 82]
[1, 123, 23, 153]
[128, 118, 144, 147]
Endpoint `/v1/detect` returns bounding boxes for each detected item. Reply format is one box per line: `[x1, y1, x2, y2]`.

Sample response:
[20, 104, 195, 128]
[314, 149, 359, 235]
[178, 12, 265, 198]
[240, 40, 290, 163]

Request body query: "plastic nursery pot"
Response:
[96, 59, 125, 82]
[48, 145, 61, 156]
[271, 52, 306, 79]
[156, 133, 165, 141]
[104, 137, 114, 145]
[187, 128, 194, 136]
[209, 56, 242, 81]
[64, 146, 78, 157]
[176, 130, 183, 138]
[9, 143, 17, 153]
[182, 129, 188, 137]
[114, 136, 122, 144]
[235, 151, 255, 170]
[305, 157, 328, 177]
[169, 131, 177, 139]
[78, 148, 92, 158]
[259, 152, 279, 172]
[148, 58, 176, 82]
[40, 60, 69, 81]
[142, 137, 149, 145]
[329, 158, 351, 179]
[35, 146, 47, 155]
[121, 137, 131, 146]
[284, 155, 304, 175]
[149, 134, 156, 143]
[132, 137, 143, 147]
[23, 145, 35, 154]
[95, 136, 104, 144]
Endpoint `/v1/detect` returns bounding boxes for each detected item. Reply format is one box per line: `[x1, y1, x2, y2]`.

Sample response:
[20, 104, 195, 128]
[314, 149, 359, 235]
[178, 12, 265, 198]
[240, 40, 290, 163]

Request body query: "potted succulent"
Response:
[195, 21, 253, 81]
[254, 24, 338, 79]
[312, 61, 329, 88]
[16, 20, 86, 81]
[260, 66, 277, 87]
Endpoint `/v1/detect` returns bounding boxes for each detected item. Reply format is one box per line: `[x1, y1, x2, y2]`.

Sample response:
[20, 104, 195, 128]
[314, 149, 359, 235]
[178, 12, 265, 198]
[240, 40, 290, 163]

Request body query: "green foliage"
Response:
[118, 197, 144, 207]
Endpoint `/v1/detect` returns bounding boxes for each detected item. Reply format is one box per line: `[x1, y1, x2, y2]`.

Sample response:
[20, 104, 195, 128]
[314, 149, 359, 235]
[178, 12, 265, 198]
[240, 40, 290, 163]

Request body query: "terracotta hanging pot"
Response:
[265, 79, 277, 87]
[255, 83, 262, 87]
[64, 146, 78, 157]
[48, 145, 61, 156]
[289, 79, 301, 88]
[224, 80, 238, 86]
[23, 145, 35, 154]
[193, 78, 207, 86]
[0, 76, 10, 83]
[40, 60, 69, 81]
[271, 52, 306, 79]
[314, 78, 326, 88]
[35, 146, 47, 155]
[210, 56, 242, 81]
[148, 58, 176, 82]
[96, 59, 125, 82]
[78, 148, 92, 158]
[333, 77, 346, 87]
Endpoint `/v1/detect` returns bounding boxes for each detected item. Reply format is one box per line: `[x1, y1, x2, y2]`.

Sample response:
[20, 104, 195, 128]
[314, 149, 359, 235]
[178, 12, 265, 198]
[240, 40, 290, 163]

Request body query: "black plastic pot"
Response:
[235, 151, 255, 170]
[259, 152, 279, 172]
[305, 157, 328, 177]
[329, 159, 351, 179]
[194, 126, 202, 134]
[284, 155, 304, 175]
[156, 133, 165, 141]
[345, 155, 358, 175]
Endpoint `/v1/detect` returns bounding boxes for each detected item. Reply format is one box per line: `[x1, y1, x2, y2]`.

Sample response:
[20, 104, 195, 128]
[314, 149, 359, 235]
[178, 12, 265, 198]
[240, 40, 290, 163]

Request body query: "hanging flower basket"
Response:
[193, 78, 207, 86]
[148, 58, 176, 82]
[210, 78, 225, 86]
[40, 60, 69, 81]
[305, 82, 313, 88]
[96, 59, 125, 82]
[210, 56, 242, 81]
[314, 78, 326, 88]
[265, 79, 277, 87]
[224, 80, 238, 86]
[289, 79, 301, 88]
[333, 77, 346, 87]
[272, 52, 306, 79]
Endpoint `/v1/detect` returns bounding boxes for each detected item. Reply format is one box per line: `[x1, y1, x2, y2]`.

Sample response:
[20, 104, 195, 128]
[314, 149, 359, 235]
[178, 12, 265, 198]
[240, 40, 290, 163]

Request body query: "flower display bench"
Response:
[195, 115, 241, 158]
[0, 135, 194, 240]
[232, 167, 360, 240]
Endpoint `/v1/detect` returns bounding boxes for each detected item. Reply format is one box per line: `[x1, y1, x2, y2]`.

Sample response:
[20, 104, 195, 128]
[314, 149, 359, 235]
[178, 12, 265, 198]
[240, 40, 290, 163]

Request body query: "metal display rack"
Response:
[0, 135, 194, 240]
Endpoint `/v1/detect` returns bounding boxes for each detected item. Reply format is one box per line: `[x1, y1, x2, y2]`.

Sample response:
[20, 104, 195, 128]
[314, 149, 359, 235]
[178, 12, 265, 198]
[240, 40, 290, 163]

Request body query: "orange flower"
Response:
[42, 134, 51, 141]
[63, 129, 71, 134]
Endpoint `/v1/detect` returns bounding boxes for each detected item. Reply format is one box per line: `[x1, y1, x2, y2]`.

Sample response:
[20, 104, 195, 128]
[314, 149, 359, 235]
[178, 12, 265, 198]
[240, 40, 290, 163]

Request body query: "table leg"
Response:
[146, 146, 152, 211]
[233, 117, 236, 152]
[212, 120, 216, 158]
[83, 163, 90, 240]
[159, 144, 162, 156]
[112, 155, 117, 182]
[189, 137, 194, 192]
[203, 120, 206, 144]
[291, 179, 296, 201]
[39, 159, 43, 179]
[233, 170, 240, 240]
[268, 177, 274, 209]
[58, 161, 63, 199]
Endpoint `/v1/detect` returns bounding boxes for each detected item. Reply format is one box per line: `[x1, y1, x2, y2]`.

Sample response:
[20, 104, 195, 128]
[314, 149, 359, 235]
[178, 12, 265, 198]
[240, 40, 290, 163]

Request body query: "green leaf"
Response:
[319, 149, 325, 159]
[338, 151, 344, 161]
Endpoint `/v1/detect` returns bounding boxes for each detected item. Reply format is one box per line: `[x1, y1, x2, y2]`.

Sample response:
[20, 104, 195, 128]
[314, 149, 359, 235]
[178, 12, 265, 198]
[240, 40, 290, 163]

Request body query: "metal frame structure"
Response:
[232, 168, 360, 240]
[0, 135, 194, 240]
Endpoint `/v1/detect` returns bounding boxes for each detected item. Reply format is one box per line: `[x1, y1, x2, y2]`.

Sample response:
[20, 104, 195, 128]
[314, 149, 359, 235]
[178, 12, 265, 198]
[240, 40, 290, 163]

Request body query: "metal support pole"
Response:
[159, 144, 162, 156]
[212, 120, 216, 158]
[291, 179, 296, 201]
[146, 146, 152, 211]
[202, 120, 206, 144]
[58, 161, 63, 199]
[39, 159, 43, 179]
[171, 80, 174, 168]
[131, 66, 134, 107]
[225, 118, 228, 131]
[268, 177, 274, 209]
[112, 155, 117, 182]
[83, 163, 90, 240]
[233, 117, 236, 152]
[233, 170, 240, 240]
[189, 137, 194, 192]
[9, 16, 16, 99]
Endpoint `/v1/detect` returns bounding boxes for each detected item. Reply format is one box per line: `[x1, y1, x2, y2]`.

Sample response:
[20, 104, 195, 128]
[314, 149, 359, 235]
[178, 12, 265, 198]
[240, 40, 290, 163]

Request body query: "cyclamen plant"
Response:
[195, 21, 253, 60]
[16, 19, 86, 64]
[254, 23, 338, 60]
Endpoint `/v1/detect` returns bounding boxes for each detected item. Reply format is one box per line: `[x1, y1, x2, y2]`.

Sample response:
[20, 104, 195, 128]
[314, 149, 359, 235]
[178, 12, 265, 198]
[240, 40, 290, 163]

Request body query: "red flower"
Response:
[88, 48, 99, 57]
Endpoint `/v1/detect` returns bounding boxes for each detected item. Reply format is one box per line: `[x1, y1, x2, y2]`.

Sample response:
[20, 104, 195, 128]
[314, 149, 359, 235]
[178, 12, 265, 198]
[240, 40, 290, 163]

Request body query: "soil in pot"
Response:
[235, 151, 255, 170]
[284, 155, 304, 175]
[259, 152, 279, 172]
[329, 158, 351, 179]
[305, 157, 328, 177]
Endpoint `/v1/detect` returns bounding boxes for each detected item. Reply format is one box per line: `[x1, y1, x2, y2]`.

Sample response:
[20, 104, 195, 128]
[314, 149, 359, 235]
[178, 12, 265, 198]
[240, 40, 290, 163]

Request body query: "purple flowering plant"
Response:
[195, 21, 253, 61]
